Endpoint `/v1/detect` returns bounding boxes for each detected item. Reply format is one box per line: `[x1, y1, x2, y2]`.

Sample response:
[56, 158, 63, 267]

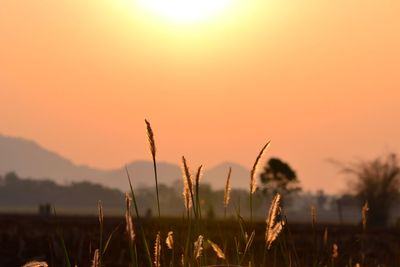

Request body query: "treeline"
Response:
[0, 172, 271, 217]
[0, 172, 123, 213]
[0, 172, 382, 223]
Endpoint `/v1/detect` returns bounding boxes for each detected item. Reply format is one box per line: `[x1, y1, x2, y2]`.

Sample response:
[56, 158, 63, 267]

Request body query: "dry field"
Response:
[1, 213, 400, 267]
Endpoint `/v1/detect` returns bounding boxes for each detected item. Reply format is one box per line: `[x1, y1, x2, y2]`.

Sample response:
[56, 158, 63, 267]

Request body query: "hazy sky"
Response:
[1, 1, 399, 193]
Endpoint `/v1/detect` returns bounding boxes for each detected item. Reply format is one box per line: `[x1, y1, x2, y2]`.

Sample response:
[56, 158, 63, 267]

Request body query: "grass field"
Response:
[5, 121, 400, 267]
[2, 213, 400, 267]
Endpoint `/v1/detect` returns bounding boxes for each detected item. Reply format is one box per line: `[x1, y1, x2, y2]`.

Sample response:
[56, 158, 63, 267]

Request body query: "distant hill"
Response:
[0, 134, 250, 191]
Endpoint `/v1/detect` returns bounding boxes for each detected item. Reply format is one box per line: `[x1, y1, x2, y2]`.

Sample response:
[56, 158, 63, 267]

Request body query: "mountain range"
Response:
[0, 134, 251, 192]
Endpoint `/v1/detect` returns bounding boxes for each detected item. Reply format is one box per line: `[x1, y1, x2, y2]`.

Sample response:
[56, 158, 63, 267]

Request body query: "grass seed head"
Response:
[182, 156, 193, 210]
[194, 235, 204, 259]
[250, 141, 270, 194]
[332, 243, 339, 259]
[266, 193, 284, 249]
[91, 249, 100, 267]
[145, 119, 156, 158]
[208, 239, 226, 259]
[166, 231, 174, 250]
[125, 193, 135, 242]
[195, 165, 203, 186]
[267, 220, 284, 249]
[224, 167, 232, 208]
[154, 231, 161, 267]
[22, 262, 48, 267]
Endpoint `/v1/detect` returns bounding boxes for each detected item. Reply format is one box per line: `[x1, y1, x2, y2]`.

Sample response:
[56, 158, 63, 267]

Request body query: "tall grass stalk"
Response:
[250, 141, 271, 222]
[195, 165, 203, 220]
[145, 119, 161, 219]
[224, 167, 232, 219]
[53, 208, 72, 267]
[125, 193, 138, 267]
[182, 156, 197, 218]
[96, 201, 119, 265]
[126, 167, 153, 267]
[239, 230, 255, 265]
[97, 201, 103, 266]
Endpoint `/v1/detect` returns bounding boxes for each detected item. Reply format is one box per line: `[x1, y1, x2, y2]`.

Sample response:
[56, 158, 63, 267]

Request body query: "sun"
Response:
[136, 0, 232, 23]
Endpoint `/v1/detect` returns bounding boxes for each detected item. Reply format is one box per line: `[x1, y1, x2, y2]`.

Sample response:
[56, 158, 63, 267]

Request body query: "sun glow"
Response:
[137, 0, 232, 23]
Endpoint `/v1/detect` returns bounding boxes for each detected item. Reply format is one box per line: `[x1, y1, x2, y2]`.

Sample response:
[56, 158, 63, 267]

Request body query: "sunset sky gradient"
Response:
[1, 1, 399, 193]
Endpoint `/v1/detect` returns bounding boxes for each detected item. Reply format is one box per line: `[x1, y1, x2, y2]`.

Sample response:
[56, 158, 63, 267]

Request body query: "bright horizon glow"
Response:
[136, 0, 231, 23]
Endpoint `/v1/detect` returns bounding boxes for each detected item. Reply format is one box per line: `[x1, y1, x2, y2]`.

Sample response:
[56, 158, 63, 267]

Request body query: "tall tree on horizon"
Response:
[259, 158, 301, 200]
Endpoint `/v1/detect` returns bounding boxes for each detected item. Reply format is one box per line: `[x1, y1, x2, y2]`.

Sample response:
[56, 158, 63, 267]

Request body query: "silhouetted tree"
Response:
[260, 158, 301, 198]
[342, 153, 400, 227]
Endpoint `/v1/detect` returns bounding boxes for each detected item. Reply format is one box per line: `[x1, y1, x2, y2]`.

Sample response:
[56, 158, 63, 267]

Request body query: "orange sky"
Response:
[1, 1, 399, 193]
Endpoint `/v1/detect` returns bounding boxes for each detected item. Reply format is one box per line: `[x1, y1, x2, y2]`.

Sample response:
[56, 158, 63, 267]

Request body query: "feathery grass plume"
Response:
[250, 141, 271, 194]
[310, 205, 316, 229]
[182, 156, 193, 210]
[91, 249, 100, 267]
[267, 220, 285, 249]
[183, 183, 192, 210]
[362, 201, 369, 231]
[182, 156, 193, 191]
[332, 243, 339, 259]
[194, 235, 204, 259]
[195, 165, 203, 187]
[224, 167, 232, 209]
[154, 231, 161, 267]
[125, 193, 135, 242]
[166, 231, 174, 250]
[207, 239, 226, 259]
[145, 119, 156, 157]
[145, 119, 161, 218]
[22, 262, 48, 267]
[266, 193, 281, 234]
[265, 193, 284, 249]
[195, 165, 203, 217]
